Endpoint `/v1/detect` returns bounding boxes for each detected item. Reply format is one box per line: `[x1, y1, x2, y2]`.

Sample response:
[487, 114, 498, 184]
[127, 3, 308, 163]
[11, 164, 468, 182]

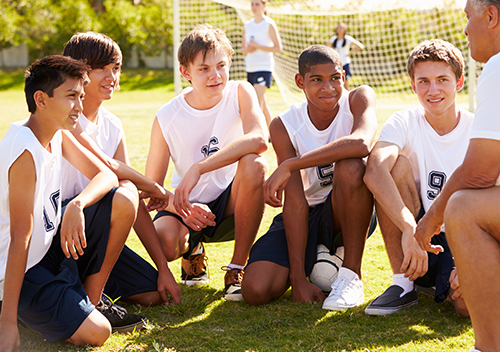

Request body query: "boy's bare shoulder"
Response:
[348, 84, 376, 107]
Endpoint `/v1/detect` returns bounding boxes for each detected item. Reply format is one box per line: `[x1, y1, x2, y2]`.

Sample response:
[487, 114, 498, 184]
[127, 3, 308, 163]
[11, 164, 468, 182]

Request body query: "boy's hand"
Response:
[263, 163, 292, 207]
[401, 229, 428, 280]
[182, 203, 216, 231]
[449, 268, 462, 300]
[291, 277, 326, 303]
[157, 267, 182, 305]
[0, 320, 20, 352]
[415, 212, 444, 255]
[60, 201, 86, 259]
[174, 166, 202, 217]
[141, 183, 171, 212]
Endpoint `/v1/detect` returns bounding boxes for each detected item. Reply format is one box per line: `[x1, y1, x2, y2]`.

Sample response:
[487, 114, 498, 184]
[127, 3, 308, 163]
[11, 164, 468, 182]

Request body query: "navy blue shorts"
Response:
[247, 71, 272, 88]
[154, 182, 235, 260]
[247, 192, 377, 276]
[343, 64, 352, 80]
[105, 244, 158, 301]
[414, 206, 454, 303]
[17, 189, 117, 343]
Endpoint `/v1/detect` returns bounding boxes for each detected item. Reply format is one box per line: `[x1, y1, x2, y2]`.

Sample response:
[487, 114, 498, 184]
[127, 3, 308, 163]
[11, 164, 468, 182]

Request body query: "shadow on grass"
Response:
[132, 291, 472, 352]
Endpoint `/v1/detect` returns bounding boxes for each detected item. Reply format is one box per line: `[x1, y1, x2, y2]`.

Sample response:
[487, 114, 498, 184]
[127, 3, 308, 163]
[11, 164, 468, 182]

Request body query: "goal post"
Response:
[174, 0, 478, 110]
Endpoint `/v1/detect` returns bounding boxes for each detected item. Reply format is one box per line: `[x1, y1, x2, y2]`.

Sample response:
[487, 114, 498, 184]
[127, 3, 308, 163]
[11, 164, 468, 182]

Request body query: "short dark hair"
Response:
[407, 39, 464, 81]
[178, 24, 234, 68]
[24, 55, 90, 113]
[63, 32, 122, 69]
[298, 45, 342, 77]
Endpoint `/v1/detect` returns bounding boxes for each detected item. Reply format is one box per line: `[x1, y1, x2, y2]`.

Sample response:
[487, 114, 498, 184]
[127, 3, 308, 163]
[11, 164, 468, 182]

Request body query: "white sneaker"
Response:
[322, 267, 364, 311]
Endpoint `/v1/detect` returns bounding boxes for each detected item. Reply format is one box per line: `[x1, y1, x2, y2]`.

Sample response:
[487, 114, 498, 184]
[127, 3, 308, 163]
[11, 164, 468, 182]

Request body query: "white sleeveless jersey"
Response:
[156, 80, 243, 203]
[244, 16, 276, 73]
[61, 106, 123, 200]
[378, 106, 474, 215]
[0, 123, 63, 299]
[280, 92, 354, 206]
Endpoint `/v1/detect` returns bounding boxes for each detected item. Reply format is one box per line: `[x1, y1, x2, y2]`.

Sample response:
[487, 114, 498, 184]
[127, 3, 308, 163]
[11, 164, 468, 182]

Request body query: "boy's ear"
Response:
[295, 73, 304, 89]
[410, 80, 416, 94]
[456, 75, 465, 91]
[33, 90, 47, 110]
[179, 64, 192, 81]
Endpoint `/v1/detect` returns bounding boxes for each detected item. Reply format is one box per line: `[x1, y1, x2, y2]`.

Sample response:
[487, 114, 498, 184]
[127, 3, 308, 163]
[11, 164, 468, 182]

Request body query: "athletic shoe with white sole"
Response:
[222, 266, 244, 301]
[181, 243, 209, 286]
[364, 285, 418, 316]
[322, 268, 364, 311]
[96, 298, 147, 333]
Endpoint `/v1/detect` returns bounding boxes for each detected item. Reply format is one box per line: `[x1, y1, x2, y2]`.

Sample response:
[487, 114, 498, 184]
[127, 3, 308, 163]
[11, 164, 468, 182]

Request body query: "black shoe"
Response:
[101, 293, 127, 315]
[96, 299, 147, 333]
[365, 285, 418, 316]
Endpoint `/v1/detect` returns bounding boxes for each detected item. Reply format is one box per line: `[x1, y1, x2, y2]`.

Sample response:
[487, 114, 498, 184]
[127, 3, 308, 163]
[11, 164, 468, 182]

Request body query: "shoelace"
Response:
[221, 266, 243, 285]
[331, 276, 349, 296]
[186, 254, 208, 276]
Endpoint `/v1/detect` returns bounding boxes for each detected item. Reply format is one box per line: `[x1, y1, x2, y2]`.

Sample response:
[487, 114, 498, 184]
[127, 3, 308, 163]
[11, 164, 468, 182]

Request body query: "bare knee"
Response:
[124, 291, 162, 306]
[67, 310, 111, 346]
[335, 158, 366, 188]
[242, 262, 287, 306]
[112, 186, 139, 224]
[242, 266, 273, 306]
[238, 154, 268, 186]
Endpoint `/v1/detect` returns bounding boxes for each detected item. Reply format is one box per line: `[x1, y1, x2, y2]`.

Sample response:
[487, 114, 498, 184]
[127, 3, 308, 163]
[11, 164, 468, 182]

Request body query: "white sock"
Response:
[191, 242, 204, 256]
[227, 263, 244, 270]
[392, 273, 414, 297]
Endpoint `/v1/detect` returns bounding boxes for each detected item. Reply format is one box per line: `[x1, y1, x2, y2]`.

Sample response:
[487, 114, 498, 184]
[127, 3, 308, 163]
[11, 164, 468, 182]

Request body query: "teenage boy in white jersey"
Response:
[363, 39, 470, 317]
[242, 45, 378, 310]
[62, 32, 181, 308]
[146, 24, 268, 301]
[0, 56, 140, 350]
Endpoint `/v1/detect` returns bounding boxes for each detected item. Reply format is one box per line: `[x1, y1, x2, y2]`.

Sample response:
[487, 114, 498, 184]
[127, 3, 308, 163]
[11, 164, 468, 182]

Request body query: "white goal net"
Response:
[174, 0, 478, 109]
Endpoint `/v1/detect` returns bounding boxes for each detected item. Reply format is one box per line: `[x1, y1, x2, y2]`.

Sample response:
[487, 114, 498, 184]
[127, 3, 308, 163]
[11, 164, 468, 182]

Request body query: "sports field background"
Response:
[0, 68, 474, 351]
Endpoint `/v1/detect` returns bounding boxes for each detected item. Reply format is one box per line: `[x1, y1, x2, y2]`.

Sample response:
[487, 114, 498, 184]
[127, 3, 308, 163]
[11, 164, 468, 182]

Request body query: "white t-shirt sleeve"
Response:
[377, 112, 409, 150]
[471, 53, 500, 141]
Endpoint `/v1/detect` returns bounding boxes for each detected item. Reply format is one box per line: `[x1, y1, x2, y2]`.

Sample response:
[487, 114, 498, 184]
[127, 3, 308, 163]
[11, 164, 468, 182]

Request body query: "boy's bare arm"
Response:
[364, 141, 428, 280]
[270, 118, 325, 303]
[416, 138, 500, 253]
[69, 127, 170, 211]
[61, 131, 118, 259]
[174, 81, 268, 216]
[265, 86, 377, 203]
[0, 151, 36, 352]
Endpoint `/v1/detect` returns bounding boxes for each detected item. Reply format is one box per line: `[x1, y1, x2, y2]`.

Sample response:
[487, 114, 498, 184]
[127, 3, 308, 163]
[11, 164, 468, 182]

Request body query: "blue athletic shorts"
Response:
[154, 182, 235, 260]
[343, 64, 352, 80]
[247, 71, 272, 88]
[17, 189, 117, 343]
[247, 192, 377, 276]
[414, 206, 454, 303]
[105, 244, 158, 301]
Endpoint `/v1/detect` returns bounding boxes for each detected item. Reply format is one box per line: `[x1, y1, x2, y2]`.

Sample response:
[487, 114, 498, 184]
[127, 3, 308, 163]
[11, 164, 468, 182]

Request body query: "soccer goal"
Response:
[173, 0, 478, 110]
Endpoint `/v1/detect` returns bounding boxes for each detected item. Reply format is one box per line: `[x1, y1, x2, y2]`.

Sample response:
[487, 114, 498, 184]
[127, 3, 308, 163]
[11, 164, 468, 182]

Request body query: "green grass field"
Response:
[0, 68, 474, 352]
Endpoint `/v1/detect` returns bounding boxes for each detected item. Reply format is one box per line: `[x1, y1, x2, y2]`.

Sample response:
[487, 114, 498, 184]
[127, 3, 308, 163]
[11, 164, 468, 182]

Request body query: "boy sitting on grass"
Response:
[363, 39, 470, 317]
[62, 32, 181, 308]
[242, 44, 377, 310]
[145, 24, 268, 301]
[0, 55, 141, 350]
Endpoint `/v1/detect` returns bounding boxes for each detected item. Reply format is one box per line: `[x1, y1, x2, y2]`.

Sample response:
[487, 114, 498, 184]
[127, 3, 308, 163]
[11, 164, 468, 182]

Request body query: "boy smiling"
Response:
[363, 39, 471, 316]
[146, 24, 268, 301]
[242, 44, 377, 309]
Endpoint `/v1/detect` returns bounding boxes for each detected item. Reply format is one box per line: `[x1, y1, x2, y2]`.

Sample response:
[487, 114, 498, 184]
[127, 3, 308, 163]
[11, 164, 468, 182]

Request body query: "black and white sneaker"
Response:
[222, 266, 244, 301]
[365, 285, 418, 316]
[96, 298, 147, 333]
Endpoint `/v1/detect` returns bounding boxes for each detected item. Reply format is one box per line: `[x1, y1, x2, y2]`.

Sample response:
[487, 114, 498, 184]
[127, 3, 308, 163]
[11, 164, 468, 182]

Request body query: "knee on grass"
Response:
[68, 310, 111, 346]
